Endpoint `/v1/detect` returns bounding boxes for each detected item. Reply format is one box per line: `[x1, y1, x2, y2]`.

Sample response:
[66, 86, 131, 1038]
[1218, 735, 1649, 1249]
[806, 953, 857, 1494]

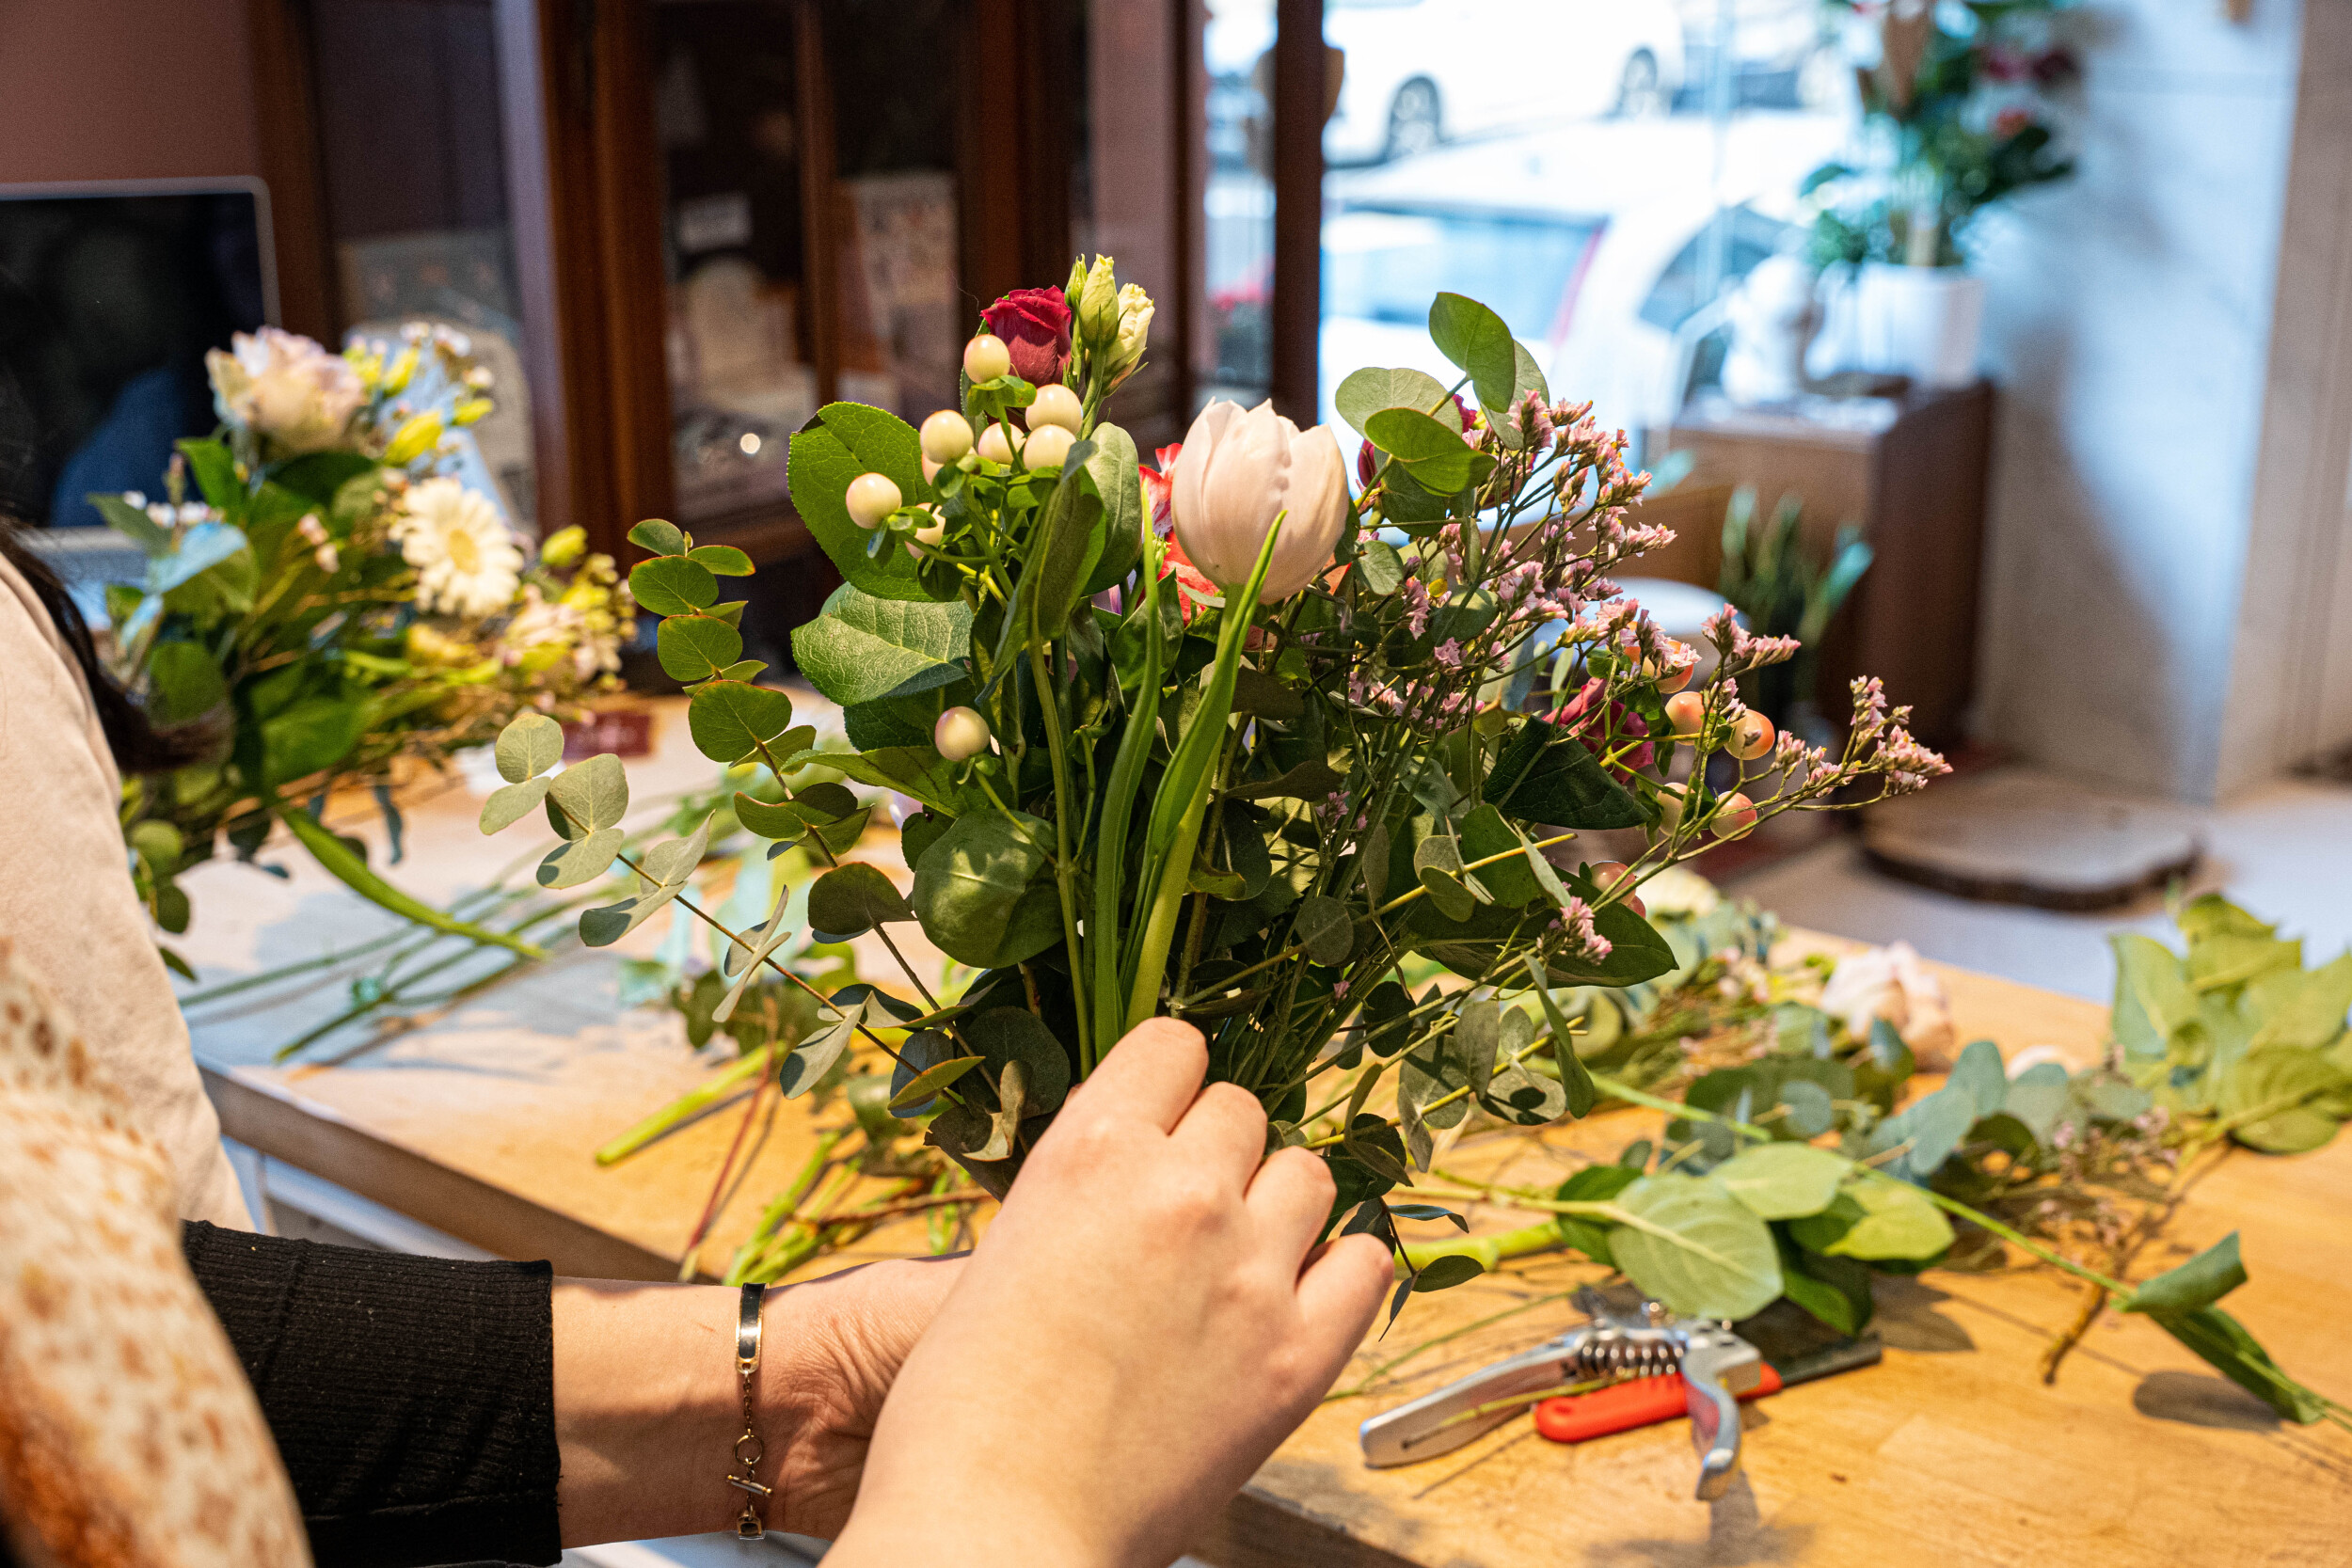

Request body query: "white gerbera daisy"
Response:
[392, 478, 524, 619]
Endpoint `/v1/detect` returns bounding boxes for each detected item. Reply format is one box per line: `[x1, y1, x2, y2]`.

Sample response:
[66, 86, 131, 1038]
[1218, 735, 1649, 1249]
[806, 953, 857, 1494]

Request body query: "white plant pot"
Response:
[1806, 261, 1994, 388]
[1844, 262, 1985, 389]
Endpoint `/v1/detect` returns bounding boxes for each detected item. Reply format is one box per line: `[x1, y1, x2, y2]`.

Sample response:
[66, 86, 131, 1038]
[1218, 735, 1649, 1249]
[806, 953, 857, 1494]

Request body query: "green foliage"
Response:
[790, 585, 975, 708]
[787, 403, 936, 601]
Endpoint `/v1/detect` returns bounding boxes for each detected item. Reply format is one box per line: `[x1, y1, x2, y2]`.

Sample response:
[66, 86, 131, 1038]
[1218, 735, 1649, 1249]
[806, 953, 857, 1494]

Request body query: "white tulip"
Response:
[1168, 400, 1349, 602]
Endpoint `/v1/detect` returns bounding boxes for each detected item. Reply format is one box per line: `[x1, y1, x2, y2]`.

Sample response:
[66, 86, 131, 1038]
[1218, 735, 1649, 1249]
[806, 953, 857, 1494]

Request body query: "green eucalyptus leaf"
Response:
[1363, 407, 1474, 493]
[890, 1050, 985, 1115]
[537, 826, 624, 889]
[1606, 1172, 1784, 1322]
[688, 544, 755, 575]
[807, 862, 915, 937]
[1552, 1164, 1638, 1265]
[688, 681, 797, 766]
[479, 776, 552, 834]
[1486, 718, 1645, 830]
[779, 1003, 865, 1098]
[1427, 292, 1519, 412]
[908, 810, 1061, 969]
[1412, 1255, 1486, 1292]
[628, 518, 687, 556]
[1710, 1142, 1850, 1220]
[1788, 1179, 1953, 1262]
[548, 752, 628, 835]
[1777, 1240, 1876, 1336]
[2124, 1231, 2247, 1315]
[629, 554, 720, 616]
[496, 712, 565, 783]
[2218, 1048, 2347, 1153]
[658, 612, 746, 683]
[1947, 1037, 2009, 1118]
[1334, 365, 1455, 441]
[962, 1005, 1073, 1115]
[790, 583, 974, 707]
[1356, 537, 1407, 595]
[1294, 895, 1355, 965]
[580, 817, 711, 945]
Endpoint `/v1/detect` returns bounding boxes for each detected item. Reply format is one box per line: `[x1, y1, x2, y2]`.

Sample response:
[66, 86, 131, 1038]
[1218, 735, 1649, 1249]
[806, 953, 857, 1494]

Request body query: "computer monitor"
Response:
[0, 179, 277, 533]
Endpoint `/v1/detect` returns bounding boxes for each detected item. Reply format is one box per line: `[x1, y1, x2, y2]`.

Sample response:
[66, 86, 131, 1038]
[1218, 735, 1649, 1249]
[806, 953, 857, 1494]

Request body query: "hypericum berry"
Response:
[977, 421, 1024, 465]
[1023, 423, 1076, 469]
[1714, 791, 1758, 840]
[1655, 782, 1688, 833]
[1654, 659, 1694, 696]
[1586, 860, 1647, 918]
[907, 509, 947, 559]
[963, 334, 1011, 384]
[920, 409, 974, 464]
[1728, 710, 1775, 761]
[934, 705, 993, 762]
[846, 472, 901, 530]
[1665, 691, 1706, 736]
[1028, 383, 1083, 434]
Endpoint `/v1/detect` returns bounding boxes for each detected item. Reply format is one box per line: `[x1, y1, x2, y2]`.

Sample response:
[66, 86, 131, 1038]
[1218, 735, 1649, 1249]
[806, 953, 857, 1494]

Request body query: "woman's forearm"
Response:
[552, 1256, 963, 1548]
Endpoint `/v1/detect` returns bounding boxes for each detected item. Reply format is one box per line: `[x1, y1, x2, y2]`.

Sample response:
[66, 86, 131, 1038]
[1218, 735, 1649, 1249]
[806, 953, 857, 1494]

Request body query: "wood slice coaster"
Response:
[1861, 768, 2202, 911]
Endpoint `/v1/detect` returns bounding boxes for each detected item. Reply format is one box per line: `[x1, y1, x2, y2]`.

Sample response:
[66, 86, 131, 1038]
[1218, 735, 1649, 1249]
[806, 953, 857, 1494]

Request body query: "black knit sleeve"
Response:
[182, 1221, 562, 1568]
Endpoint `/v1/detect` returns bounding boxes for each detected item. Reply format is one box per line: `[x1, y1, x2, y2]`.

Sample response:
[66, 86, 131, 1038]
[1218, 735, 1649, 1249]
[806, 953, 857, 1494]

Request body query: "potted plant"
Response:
[1804, 0, 2079, 388]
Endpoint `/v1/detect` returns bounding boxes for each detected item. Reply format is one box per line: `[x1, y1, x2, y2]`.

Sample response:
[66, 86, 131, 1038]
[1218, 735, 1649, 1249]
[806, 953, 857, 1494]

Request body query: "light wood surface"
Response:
[181, 700, 2352, 1565]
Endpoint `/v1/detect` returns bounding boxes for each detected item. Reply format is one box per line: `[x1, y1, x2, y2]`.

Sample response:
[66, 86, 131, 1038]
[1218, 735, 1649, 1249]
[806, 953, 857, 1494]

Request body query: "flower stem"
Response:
[1088, 539, 1166, 1067]
[1027, 636, 1092, 1067]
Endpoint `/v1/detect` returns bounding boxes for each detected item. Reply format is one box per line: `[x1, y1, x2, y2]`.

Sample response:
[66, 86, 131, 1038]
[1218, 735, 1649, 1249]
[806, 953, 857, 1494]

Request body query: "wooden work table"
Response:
[181, 701, 2352, 1567]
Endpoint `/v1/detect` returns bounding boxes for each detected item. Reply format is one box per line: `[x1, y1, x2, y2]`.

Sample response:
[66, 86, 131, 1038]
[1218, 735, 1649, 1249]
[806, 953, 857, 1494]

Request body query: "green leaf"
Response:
[2002, 1061, 2073, 1143]
[1455, 803, 1542, 907]
[1551, 1164, 1638, 1264]
[789, 583, 974, 707]
[1363, 407, 1474, 494]
[1477, 1057, 1567, 1126]
[1294, 895, 1355, 965]
[2146, 1303, 2328, 1424]
[2111, 933, 2197, 1059]
[688, 544, 755, 575]
[1411, 831, 1477, 922]
[496, 713, 564, 783]
[259, 696, 365, 786]
[1412, 1255, 1486, 1292]
[800, 745, 977, 818]
[658, 612, 746, 683]
[687, 681, 797, 766]
[146, 641, 225, 724]
[1025, 450, 1106, 641]
[628, 518, 687, 556]
[908, 810, 1061, 969]
[547, 752, 629, 834]
[479, 776, 552, 834]
[537, 827, 624, 889]
[628, 554, 720, 616]
[1225, 759, 1346, 802]
[90, 492, 171, 552]
[1871, 1084, 1977, 1177]
[1606, 1173, 1784, 1322]
[1789, 1179, 1954, 1261]
[807, 863, 915, 937]
[1711, 1143, 1850, 1220]
[2217, 1048, 2347, 1153]
[889, 1051, 985, 1114]
[1777, 1239, 1876, 1335]
[1335, 366, 1456, 441]
[962, 1005, 1073, 1115]
[1427, 292, 1519, 412]
[1486, 718, 1645, 831]
[1508, 339, 1549, 411]
[2246, 952, 2352, 1052]
[787, 402, 936, 600]
[780, 1004, 865, 1098]
[2125, 1232, 2247, 1315]
[1081, 422, 1144, 596]
[1356, 537, 1406, 595]
[1947, 1037, 2008, 1119]
[1527, 958, 1598, 1117]
[580, 817, 711, 945]
[176, 438, 240, 511]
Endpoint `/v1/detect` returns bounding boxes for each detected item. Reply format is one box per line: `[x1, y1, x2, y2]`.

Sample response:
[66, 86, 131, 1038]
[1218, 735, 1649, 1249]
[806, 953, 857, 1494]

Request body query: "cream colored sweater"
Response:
[0, 549, 250, 1228]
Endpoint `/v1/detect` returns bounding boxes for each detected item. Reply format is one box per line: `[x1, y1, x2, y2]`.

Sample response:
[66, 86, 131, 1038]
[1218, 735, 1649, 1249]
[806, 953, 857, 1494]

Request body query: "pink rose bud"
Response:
[934, 705, 993, 762]
[963, 334, 1011, 384]
[846, 472, 901, 530]
[979, 287, 1075, 384]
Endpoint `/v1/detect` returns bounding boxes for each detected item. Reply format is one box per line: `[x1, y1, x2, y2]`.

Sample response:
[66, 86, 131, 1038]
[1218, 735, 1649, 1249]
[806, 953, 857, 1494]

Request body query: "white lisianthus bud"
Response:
[1063, 254, 1089, 310]
[1168, 399, 1349, 603]
[1027, 383, 1083, 435]
[963, 334, 1011, 384]
[1105, 284, 1154, 380]
[846, 472, 901, 530]
[977, 421, 1023, 466]
[920, 410, 974, 464]
[1078, 254, 1120, 346]
[934, 705, 993, 762]
[1023, 423, 1077, 470]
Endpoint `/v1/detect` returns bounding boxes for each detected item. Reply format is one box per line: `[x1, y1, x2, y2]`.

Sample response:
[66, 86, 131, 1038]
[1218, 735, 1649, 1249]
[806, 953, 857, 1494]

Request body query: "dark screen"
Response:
[0, 190, 269, 528]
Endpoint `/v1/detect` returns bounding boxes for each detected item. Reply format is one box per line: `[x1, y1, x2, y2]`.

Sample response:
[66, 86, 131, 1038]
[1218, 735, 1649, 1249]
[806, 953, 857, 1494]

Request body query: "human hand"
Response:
[553, 1251, 962, 1546]
[828, 1019, 1392, 1568]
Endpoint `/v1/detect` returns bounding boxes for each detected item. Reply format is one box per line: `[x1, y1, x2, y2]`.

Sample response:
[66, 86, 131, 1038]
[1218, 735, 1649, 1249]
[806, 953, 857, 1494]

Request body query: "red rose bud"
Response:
[1358, 437, 1378, 489]
[981, 287, 1074, 385]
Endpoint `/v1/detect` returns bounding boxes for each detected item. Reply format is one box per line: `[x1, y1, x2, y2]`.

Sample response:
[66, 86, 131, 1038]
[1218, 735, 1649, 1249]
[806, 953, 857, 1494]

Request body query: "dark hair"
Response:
[1, 517, 200, 775]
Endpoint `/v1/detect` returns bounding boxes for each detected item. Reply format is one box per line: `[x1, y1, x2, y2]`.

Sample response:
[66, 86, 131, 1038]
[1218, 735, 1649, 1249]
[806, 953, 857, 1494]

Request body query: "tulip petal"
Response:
[1262, 423, 1349, 600]
[1171, 401, 1237, 576]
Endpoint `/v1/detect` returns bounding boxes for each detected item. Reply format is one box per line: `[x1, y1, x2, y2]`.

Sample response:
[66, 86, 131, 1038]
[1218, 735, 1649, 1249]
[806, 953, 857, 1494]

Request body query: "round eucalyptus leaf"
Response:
[1606, 1172, 1784, 1322]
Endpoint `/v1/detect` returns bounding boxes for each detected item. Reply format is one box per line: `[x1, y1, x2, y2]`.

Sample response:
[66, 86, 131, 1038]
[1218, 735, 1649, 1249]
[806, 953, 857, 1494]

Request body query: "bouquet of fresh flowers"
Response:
[101, 325, 632, 970]
[1805, 0, 2079, 268]
[482, 257, 1947, 1296]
